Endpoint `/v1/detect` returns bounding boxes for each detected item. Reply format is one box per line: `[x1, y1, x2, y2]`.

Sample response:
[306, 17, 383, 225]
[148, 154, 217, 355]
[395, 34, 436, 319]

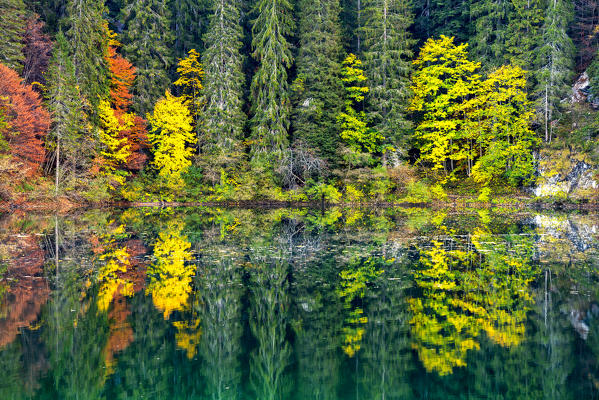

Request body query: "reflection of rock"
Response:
[0, 234, 49, 349]
[533, 214, 599, 253]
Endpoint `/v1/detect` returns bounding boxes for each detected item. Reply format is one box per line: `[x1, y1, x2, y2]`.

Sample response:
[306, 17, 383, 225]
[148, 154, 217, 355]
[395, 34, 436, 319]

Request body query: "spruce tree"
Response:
[201, 0, 246, 155]
[64, 0, 109, 112]
[360, 0, 414, 159]
[45, 31, 89, 193]
[0, 0, 27, 72]
[535, 0, 575, 143]
[170, 0, 211, 59]
[293, 0, 345, 165]
[504, 0, 545, 71]
[412, 0, 471, 43]
[249, 0, 294, 159]
[469, 0, 510, 68]
[121, 0, 174, 115]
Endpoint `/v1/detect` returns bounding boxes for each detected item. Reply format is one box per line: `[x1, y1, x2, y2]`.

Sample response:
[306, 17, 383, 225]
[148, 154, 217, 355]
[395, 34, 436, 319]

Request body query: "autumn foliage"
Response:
[105, 44, 148, 171]
[0, 63, 49, 174]
[22, 15, 52, 87]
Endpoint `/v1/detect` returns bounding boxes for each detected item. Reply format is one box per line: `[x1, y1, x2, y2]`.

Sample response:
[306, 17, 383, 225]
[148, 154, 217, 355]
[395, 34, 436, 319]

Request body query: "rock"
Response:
[573, 72, 590, 103]
[531, 151, 598, 199]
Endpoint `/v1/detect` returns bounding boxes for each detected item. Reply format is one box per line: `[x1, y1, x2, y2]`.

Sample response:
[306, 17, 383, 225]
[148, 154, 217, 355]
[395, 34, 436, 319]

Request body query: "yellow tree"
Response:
[174, 49, 204, 140]
[98, 100, 132, 189]
[147, 91, 197, 188]
[465, 65, 539, 199]
[409, 36, 481, 180]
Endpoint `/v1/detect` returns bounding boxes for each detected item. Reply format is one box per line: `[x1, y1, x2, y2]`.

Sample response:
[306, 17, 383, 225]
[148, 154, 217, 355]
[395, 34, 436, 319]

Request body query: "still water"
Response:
[1, 207, 598, 399]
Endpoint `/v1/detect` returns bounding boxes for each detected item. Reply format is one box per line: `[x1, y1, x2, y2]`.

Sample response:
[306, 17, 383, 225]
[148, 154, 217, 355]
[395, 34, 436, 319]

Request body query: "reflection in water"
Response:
[146, 220, 194, 319]
[249, 259, 291, 400]
[196, 258, 243, 399]
[408, 224, 539, 375]
[0, 208, 598, 399]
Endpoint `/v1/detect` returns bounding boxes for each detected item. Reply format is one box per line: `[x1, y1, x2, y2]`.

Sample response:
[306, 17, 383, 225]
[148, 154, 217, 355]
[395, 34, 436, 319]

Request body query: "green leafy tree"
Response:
[293, 0, 345, 165]
[0, 0, 27, 72]
[249, 0, 294, 159]
[64, 0, 109, 112]
[534, 0, 575, 143]
[121, 0, 174, 115]
[201, 0, 246, 155]
[360, 0, 414, 158]
[338, 53, 382, 154]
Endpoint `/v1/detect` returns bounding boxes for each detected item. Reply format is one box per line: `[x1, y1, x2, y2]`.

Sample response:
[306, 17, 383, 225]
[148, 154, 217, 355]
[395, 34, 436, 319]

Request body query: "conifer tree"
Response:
[412, 0, 471, 43]
[0, 0, 28, 72]
[249, 0, 294, 159]
[360, 0, 414, 158]
[535, 0, 575, 143]
[45, 31, 89, 193]
[469, 0, 510, 68]
[170, 0, 211, 59]
[293, 0, 345, 165]
[121, 0, 174, 115]
[64, 0, 109, 112]
[504, 0, 545, 71]
[201, 0, 246, 154]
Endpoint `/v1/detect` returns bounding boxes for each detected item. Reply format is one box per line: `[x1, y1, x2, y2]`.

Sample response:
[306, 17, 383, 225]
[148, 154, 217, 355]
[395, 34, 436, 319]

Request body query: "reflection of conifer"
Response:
[249, 260, 292, 400]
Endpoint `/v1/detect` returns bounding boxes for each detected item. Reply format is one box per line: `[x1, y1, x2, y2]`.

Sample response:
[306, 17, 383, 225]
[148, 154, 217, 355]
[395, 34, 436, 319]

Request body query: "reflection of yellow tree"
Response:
[338, 257, 384, 357]
[96, 224, 134, 312]
[409, 229, 538, 376]
[147, 221, 195, 319]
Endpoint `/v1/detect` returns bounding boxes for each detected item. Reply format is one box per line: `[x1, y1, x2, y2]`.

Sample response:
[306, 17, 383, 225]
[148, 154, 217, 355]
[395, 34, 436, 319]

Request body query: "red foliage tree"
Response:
[105, 46, 148, 171]
[0, 64, 49, 174]
[22, 15, 52, 88]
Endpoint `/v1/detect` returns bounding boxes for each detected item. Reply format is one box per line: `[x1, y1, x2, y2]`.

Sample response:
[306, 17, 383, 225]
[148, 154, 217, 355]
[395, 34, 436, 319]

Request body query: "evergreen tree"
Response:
[64, 0, 109, 112]
[469, 0, 510, 68]
[201, 0, 246, 155]
[504, 0, 545, 71]
[170, 0, 211, 59]
[412, 0, 471, 44]
[45, 31, 89, 193]
[360, 0, 414, 159]
[121, 0, 174, 115]
[249, 0, 294, 159]
[535, 0, 575, 143]
[0, 0, 28, 72]
[293, 0, 345, 165]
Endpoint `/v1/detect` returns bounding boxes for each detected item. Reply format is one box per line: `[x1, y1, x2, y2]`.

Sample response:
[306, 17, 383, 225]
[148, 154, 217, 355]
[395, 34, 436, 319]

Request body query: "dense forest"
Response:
[1, 0, 598, 204]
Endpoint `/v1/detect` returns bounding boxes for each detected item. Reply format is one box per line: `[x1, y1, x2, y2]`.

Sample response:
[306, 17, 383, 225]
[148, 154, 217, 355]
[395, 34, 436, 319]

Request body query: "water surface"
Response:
[1, 207, 598, 399]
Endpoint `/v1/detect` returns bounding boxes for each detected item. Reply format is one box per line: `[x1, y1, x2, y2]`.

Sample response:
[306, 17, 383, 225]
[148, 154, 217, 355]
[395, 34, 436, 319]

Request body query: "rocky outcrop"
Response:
[532, 150, 598, 199]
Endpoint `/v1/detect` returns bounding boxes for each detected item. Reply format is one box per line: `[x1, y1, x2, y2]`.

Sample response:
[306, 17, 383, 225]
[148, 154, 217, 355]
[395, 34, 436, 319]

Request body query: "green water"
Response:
[1, 207, 599, 399]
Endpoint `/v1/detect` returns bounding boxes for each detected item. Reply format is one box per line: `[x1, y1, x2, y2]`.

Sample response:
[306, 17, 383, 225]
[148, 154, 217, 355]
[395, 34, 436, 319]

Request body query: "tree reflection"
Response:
[195, 259, 244, 399]
[408, 225, 539, 376]
[249, 259, 292, 400]
[146, 220, 195, 319]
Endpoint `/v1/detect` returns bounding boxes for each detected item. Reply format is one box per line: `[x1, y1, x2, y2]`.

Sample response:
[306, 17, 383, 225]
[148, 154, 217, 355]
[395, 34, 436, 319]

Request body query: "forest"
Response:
[1, 0, 598, 205]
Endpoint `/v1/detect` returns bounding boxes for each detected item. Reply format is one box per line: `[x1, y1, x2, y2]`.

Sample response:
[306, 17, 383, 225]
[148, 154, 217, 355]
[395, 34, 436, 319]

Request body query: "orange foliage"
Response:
[0, 64, 49, 174]
[105, 47, 148, 171]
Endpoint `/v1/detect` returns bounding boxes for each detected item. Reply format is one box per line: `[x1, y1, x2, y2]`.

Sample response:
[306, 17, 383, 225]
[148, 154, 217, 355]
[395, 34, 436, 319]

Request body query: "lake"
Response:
[1, 207, 598, 399]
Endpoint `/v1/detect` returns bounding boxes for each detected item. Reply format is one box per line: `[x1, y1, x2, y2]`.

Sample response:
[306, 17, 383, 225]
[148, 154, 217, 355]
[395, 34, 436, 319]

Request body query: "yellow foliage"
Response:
[146, 221, 194, 319]
[147, 92, 197, 187]
[98, 100, 131, 189]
